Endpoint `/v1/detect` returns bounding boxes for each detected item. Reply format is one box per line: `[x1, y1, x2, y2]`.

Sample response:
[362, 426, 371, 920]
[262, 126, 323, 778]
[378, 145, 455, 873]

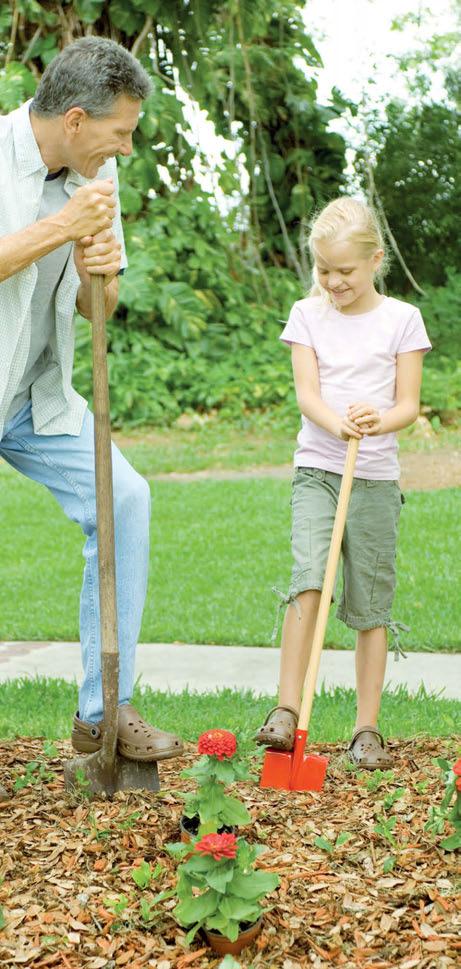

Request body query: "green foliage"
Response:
[180, 734, 255, 833]
[314, 832, 353, 854]
[425, 758, 461, 852]
[166, 836, 279, 944]
[359, 100, 461, 290]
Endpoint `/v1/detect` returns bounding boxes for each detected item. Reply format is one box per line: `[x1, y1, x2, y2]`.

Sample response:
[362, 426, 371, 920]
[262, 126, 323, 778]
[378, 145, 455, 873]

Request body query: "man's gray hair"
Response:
[31, 36, 152, 118]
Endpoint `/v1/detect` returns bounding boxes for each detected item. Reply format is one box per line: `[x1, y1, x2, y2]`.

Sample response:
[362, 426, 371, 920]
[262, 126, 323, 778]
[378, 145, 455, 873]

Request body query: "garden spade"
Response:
[260, 436, 360, 792]
[64, 275, 159, 797]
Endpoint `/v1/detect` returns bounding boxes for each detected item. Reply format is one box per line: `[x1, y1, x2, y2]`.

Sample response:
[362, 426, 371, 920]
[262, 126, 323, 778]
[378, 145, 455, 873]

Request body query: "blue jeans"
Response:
[0, 402, 151, 722]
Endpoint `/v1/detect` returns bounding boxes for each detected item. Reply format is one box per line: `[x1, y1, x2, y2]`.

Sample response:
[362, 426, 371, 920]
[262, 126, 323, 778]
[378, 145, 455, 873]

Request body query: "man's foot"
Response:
[254, 705, 298, 751]
[348, 725, 393, 770]
[71, 703, 184, 762]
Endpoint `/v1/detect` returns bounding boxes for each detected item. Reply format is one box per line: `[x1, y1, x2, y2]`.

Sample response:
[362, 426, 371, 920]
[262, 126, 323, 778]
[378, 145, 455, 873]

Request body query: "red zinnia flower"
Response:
[194, 832, 238, 861]
[453, 759, 461, 776]
[198, 729, 237, 760]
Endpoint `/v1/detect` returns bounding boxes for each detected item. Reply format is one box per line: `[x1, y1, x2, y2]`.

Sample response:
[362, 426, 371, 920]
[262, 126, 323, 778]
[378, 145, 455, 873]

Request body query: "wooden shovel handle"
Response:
[91, 275, 119, 758]
[297, 436, 360, 732]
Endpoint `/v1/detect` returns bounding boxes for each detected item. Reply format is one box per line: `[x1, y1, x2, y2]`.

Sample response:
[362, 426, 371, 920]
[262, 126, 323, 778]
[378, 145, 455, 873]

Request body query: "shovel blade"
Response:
[64, 750, 160, 798]
[260, 729, 328, 791]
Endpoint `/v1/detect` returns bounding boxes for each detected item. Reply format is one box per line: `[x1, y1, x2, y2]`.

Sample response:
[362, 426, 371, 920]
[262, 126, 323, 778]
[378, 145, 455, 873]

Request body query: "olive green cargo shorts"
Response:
[288, 467, 403, 631]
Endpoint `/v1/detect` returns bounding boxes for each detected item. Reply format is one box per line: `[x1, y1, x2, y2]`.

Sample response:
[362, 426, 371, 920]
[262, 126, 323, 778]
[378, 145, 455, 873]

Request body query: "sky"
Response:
[304, 0, 456, 106]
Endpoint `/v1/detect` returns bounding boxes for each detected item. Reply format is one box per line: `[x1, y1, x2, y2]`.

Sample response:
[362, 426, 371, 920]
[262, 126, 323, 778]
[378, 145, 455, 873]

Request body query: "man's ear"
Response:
[63, 106, 87, 136]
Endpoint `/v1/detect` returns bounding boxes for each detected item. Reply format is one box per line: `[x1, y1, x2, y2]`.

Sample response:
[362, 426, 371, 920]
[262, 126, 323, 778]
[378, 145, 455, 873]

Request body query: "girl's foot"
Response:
[254, 705, 298, 751]
[348, 725, 393, 770]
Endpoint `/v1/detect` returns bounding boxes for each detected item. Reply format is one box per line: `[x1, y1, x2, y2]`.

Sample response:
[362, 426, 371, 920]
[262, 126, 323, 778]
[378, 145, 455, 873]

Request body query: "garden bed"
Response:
[0, 736, 459, 968]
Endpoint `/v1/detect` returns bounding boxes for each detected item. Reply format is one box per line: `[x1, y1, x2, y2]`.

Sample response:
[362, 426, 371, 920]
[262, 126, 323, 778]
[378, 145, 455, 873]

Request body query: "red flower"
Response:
[456, 778, 461, 792]
[194, 832, 238, 861]
[453, 759, 461, 776]
[198, 729, 237, 760]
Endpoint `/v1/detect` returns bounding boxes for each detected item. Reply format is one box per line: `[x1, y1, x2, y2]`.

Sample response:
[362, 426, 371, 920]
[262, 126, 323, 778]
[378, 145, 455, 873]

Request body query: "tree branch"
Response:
[131, 15, 153, 59]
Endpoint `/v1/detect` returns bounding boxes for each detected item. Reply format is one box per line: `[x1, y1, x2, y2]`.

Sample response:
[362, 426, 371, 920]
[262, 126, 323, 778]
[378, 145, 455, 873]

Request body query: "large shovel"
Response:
[260, 436, 360, 792]
[64, 275, 159, 797]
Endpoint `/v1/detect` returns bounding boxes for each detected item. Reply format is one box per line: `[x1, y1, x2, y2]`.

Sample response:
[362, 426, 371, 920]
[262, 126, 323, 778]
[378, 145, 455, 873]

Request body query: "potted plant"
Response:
[179, 729, 255, 842]
[166, 830, 279, 955]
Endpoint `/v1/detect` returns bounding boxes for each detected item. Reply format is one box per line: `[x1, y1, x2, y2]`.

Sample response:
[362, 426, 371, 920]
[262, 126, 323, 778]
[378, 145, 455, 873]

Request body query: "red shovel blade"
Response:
[260, 730, 328, 792]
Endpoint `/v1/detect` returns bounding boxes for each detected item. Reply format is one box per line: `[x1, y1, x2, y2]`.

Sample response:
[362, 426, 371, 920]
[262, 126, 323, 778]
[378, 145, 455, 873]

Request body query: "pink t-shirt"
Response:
[281, 295, 431, 480]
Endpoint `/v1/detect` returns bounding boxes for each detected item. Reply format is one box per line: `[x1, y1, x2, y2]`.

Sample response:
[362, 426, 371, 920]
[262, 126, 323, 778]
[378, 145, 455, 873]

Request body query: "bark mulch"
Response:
[0, 735, 460, 969]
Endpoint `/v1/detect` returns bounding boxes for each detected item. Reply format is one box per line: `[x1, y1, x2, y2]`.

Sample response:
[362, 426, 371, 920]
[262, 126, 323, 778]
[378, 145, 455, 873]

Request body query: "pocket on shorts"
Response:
[370, 543, 397, 612]
[291, 515, 312, 575]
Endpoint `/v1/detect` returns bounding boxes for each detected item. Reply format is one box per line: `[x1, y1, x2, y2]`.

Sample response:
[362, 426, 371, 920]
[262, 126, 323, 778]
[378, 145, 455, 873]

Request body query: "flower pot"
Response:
[179, 815, 236, 845]
[203, 917, 263, 955]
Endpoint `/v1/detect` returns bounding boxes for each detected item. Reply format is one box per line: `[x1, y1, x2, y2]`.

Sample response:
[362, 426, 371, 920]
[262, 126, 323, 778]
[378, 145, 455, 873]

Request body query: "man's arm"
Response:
[0, 180, 116, 284]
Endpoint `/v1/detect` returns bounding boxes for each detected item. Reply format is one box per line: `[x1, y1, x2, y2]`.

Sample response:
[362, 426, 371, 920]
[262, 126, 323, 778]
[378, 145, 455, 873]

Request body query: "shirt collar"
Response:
[12, 100, 47, 178]
[12, 99, 88, 189]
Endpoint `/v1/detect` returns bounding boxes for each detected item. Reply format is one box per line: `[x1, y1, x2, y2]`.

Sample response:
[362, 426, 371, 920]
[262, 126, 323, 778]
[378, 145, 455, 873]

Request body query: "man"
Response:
[0, 37, 183, 762]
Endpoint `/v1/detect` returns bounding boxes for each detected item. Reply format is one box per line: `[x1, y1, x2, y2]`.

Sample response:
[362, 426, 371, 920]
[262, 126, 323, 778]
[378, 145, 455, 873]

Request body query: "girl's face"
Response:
[314, 238, 383, 313]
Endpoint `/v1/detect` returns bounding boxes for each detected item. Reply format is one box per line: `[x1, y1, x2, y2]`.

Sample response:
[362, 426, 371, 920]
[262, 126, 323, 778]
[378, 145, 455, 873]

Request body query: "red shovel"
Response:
[260, 436, 360, 792]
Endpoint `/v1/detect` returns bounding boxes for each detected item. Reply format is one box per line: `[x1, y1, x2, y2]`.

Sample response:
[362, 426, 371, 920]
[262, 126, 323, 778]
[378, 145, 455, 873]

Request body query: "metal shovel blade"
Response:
[64, 748, 160, 798]
[260, 729, 328, 792]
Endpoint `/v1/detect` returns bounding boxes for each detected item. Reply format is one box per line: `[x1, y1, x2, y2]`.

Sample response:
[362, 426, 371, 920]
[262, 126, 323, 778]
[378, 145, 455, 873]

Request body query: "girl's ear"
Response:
[372, 248, 384, 273]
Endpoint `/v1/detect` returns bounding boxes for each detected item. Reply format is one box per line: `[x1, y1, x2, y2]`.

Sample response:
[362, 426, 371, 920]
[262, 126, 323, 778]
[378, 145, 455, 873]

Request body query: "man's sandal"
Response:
[71, 703, 184, 762]
[254, 705, 298, 751]
[348, 725, 393, 770]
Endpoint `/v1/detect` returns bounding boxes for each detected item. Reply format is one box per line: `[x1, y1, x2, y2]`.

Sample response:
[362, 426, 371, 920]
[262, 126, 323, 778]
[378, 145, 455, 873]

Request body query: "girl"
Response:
[255, 197, 431, 769]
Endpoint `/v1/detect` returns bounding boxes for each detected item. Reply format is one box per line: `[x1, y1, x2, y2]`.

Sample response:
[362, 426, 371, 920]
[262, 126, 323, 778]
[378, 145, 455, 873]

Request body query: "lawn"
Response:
[0, 465, 459, 650]
[0, 678, 459, 742]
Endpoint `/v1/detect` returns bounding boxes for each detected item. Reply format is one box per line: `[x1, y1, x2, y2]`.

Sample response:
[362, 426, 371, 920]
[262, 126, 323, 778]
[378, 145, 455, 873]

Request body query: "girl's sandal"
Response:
[348, 725, 393, 770]
[254, 705, 298, 751]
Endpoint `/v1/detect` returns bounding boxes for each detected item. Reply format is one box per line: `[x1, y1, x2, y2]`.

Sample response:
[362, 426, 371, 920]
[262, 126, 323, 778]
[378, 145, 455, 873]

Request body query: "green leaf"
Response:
[314, 836, 334, 854]
[228, 870, 279, 900]
[336, 832, 353, 848]
[175, 890, 218, 925]
[383, 856, 396, 873]
[218, 896, 260, 923]
[440, 832, 461, 851]
[206, 863, 235, 894]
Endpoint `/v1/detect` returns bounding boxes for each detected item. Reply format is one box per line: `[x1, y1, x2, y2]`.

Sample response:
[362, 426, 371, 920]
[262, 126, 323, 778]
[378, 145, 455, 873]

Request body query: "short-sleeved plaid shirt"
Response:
[0, 99, 127, 439]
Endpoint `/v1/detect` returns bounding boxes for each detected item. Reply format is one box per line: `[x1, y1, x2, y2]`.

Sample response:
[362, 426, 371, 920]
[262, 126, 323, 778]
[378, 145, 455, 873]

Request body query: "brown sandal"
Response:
[71, 704, 184, 762]
[348, 725, 393, 770]
[254, 705, 298, 751]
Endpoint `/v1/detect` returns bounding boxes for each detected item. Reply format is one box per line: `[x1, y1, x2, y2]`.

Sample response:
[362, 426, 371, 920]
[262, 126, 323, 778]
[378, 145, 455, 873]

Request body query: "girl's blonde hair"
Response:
[307, 197, 388, 299]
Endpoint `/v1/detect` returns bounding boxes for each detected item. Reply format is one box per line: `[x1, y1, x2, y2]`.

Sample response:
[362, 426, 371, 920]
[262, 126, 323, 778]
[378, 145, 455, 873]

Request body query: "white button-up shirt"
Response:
[0, 99, 127, 439]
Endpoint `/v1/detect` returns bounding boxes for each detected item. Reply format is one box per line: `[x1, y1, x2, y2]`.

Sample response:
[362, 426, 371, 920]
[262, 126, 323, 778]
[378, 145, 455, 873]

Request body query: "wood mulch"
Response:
[0, 735, 460, 968]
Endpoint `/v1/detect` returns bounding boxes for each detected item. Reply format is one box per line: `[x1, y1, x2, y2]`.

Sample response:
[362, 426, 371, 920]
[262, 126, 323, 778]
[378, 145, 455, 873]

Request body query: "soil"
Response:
[150, 447, 461, 491]
[0, 736, 459, 968]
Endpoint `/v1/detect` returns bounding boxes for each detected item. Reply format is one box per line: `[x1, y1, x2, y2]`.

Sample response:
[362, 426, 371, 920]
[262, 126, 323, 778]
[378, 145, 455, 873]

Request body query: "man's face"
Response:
[65, 94, 141, 178]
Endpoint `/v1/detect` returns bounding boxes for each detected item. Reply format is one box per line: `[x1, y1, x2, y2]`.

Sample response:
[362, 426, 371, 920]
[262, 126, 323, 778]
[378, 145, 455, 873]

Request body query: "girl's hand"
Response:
[348, 402, 383, 435]
[337, 413, 363, 441]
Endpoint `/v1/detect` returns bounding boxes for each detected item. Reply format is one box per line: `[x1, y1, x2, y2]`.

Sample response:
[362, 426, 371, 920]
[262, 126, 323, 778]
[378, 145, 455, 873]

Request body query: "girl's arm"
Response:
[349, 350, 424, 435]
[292, 343, 362, 441]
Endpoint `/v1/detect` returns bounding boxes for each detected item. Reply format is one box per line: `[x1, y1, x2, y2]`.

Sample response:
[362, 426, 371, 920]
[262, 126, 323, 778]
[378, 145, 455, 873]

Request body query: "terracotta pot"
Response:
[203, 917, 263, 955]
[179, 815, 236, 845]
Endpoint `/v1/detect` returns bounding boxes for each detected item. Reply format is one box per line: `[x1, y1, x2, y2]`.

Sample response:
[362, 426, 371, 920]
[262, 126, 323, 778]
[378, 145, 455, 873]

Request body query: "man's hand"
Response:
[74, 228, 122, 287]
[59, 179, 116, 241]
[347, 402, 383, 435]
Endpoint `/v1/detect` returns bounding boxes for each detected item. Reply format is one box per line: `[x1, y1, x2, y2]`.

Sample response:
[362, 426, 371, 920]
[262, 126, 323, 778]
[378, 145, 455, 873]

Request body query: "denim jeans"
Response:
[0, 401, 151, 722]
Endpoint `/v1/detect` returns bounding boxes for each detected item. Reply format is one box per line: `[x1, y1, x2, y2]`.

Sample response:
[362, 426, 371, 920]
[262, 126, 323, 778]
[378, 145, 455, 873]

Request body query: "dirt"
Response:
[149, 447, 461, 491]
[0, 736, 459, 969]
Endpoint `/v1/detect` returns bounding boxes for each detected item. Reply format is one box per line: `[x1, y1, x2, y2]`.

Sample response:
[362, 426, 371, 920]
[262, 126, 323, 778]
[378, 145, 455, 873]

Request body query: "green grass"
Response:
[0, 678, 459, 743]
[0, 468, 459, 649]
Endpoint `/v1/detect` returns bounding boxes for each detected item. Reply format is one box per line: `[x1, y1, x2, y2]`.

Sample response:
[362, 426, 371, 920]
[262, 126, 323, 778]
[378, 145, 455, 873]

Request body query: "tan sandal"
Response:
[348, 725, 393, 770]
[254, 705, 298, 751]
[71, 704, 184, 762]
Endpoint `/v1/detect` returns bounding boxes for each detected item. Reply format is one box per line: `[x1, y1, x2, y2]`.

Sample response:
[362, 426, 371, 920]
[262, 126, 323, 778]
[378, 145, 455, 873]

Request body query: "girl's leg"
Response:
[278, 589, 321, 713]
[354, 625, 387, 729]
